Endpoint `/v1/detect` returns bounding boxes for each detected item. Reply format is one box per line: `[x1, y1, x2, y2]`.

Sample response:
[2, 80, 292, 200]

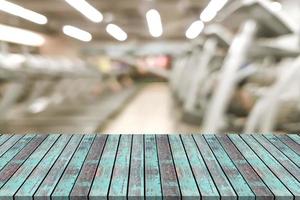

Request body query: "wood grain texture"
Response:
[277, 135, 300, 155]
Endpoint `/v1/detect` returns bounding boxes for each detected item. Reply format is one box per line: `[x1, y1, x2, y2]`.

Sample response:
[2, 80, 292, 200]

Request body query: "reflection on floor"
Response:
[102, 83, 200, 134]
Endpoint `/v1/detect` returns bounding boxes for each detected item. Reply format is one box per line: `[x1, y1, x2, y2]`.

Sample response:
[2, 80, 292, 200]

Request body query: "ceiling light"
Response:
[0, 24, 45, 46]
[270, 1, 282, 12]
[0, 0, 47, 24]
[106, 24, 128, 41]
[200, 0, 228, 22]
[185, 20, 204, 39]
[146, 9, 163, 37]
[63, 25, 92, 42]
[65, 0, 103, 23]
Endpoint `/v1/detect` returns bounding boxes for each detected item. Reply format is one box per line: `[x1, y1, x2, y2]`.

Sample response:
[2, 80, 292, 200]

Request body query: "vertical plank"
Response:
[277, 135, 300, 155]
[169, 135, 200, 198]
[0, 135, 46, 189]
[15, 135, 72, 200]
[0, 134, 60, 199]
[0, 135, 24, 157]
[181, 135, 219, 200]
[241, 135, 300, 198]
[128, 135, 144, 199]
[109, 135, 132, 199]
[0, 135, 35, 171]
[156, 135, 180, 199]
[34, 135, 83, 200]
[228, 134, 292, 200]
[145, 135, 162, 199]
[51, 134, 95, 200]
[70, 135, 107, 200]
[205, 135, 254, 200]
[0, 135, 12, 147]
[89, 135, 120, 199]
[253, 134, 300, 181]
[193, 135, 236, 200]
[288, 134, 300, 145]
[217, 135, 273, 200]
[264, 135, 300, 168]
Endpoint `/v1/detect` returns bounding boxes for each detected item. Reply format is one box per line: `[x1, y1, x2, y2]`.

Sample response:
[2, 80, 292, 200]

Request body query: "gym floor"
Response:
[102, 82, 200, 134]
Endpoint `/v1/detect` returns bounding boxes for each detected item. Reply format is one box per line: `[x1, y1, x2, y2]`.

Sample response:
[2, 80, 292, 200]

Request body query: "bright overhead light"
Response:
[0, 0, 47, 24]
[63, 25, 92, 42]
[200, 0, 228, 22]
[65, 0, 103, 23]
[0, 24, 45, 46]
[185, 20, 204, 39]
[270, 1, 282, 12]
[146, 9, 163, 37]
[106, 24, 128, 41]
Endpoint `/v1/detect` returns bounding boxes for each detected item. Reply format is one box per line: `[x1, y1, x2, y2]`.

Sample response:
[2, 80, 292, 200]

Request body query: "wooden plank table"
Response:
[0, 134, 299, 199]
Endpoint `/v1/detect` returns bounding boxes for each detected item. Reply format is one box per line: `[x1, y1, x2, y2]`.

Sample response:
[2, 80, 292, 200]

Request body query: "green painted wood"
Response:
[168, 135, 199, 198]
[253, 134, 300, 181]
[205, 135, 255, 200]
[265, 134, 300, 168]
[34, 135, 83, 200]
[0, 135, 60, 199]
[217, 135, 273, 200]
[89, 135, 120, 199]
[241, 135, 300, 198]
[277, 135, 300, 155]
[70, 135, 107, 200]
[15, 135, 72, 200]
[193, 135, 236, 199]
[0, 135, 24, 157]
[109, 135, 132, 198]
[144, 134, 162, 199]
[51, 134, 95, 200]
[156, 135, 180, 199]
[0, 135, 46, 192]
[0, 135, 35, 171]
[228, 134, 292, 200]
[288, 134, 300, 145]
[181, 135, 219, 200]
[128, 135, 144, 198]
[0, 135, 12, 147]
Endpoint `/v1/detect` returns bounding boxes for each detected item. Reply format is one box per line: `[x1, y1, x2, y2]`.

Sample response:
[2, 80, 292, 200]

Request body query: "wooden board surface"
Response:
[0, 134, 298, 199]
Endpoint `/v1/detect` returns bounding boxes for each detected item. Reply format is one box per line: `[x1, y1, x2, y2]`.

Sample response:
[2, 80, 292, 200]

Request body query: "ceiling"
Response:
[0, 0, 210, 42]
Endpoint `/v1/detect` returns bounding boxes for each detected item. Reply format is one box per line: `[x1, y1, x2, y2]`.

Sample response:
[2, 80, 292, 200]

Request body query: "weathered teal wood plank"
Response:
[70, 135, 107, 200]
[89, 135, 120, 199]
[109, 135, 132, 198]
[15, 134, 71, 200]
[193, 135, 236, 199]
[265, 134, 300, 168]
[0, 135, 12, 147]
[0, 135, 23, 157]
[228, 134, 292, 200]
[51, 134, 95, 200]
[253, 134, 300, 181]
[181, 135, 219, 200]
[0, 134, 60, 199]
[168, 135, 199, 198]
[277, 135, 300, 155]
[217, 135, 273, 200]
[288, 134, 300, 145]
[241, 135, 300, 198]
[0, 135, 46, 190]
[34, 135, 83, 200]
[145, 134, 162, 199]
[0, 135, 35, 171]
[128, 135, 144, 198]
[205, 135, 254, 200]
[156, 135, 180, 199]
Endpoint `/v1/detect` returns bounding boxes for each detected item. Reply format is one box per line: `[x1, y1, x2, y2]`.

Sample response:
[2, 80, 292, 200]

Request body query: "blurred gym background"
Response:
[0, 0, 299, 133]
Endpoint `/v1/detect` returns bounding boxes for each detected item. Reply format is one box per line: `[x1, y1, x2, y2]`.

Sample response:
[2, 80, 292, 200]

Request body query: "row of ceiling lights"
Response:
[0, 0, 282, 46]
